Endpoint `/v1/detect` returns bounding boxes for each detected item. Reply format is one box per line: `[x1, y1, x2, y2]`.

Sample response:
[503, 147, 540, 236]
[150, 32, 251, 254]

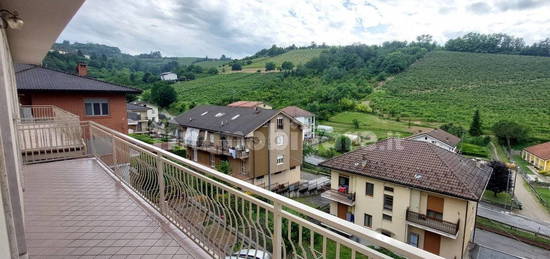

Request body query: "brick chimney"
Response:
[76, 62, 88, 76]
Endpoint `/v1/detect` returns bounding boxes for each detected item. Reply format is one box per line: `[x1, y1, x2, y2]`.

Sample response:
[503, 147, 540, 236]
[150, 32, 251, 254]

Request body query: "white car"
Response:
[225, 249, 272, 259]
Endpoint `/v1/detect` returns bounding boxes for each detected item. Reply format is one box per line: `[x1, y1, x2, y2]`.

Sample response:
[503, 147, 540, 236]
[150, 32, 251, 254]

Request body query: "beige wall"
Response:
[328, 169, 474, 259]
[522, 150, 549, 171]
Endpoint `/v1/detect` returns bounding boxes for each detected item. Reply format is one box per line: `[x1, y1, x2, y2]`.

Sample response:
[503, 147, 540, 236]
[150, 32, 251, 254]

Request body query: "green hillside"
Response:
[193, 60, 228, 68]
[243, 48, 327, 69]
[370, 51, 550, 140]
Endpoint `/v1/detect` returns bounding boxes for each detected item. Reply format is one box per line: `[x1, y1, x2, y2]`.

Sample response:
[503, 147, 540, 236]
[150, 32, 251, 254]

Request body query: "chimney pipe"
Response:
[76, 62, 88, 77]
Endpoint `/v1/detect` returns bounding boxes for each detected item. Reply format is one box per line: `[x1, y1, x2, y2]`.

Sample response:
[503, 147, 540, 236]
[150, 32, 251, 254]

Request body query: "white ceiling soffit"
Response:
[1, 0, 85, 64]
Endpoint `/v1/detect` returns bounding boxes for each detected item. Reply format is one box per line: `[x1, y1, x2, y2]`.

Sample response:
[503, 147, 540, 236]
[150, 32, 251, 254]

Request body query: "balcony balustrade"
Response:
[406, 209, 460, 237]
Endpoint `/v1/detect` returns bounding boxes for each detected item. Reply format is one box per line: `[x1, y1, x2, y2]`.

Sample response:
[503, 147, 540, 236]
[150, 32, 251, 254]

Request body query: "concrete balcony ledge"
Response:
[406, 209, 460, 239]
[321, 189, 356, 206]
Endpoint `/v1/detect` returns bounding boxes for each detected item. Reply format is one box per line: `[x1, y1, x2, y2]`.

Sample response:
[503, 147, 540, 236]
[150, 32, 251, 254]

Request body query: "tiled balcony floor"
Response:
[23, 158, 211, 258]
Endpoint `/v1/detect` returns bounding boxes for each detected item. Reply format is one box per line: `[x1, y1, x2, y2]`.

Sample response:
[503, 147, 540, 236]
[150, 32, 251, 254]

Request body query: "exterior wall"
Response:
[328, 170, 472, 258]
[253, 126, 269, 177]
[160, 73, 177, 81]
[522, 150, 549, 171]
[411, 134, 456, 152]
[22, 92, 129, 133]
[295, 115, 315, 139]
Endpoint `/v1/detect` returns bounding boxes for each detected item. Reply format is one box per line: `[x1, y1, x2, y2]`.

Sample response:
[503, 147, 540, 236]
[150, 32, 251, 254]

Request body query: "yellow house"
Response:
[522, 141, 550, 171]
[320, 139, 492, 259]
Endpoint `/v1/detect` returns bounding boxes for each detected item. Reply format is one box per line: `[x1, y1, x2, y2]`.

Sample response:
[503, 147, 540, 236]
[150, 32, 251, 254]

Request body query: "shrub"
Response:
[335, 135, 352, 153]
[170, 146, 187, 158]
[231, 63, 242, 71]
[216, 160, 232, 175]
[265, 62, 276, 71]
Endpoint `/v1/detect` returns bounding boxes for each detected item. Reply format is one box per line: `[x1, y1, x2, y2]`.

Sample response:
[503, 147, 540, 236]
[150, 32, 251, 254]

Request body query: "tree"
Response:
[281, 61, 294, 71]
[335, 135, 351, 153]
[469, 109, 482, 136]
[303, 143, 315, 157]
[440, 123, 465, 137]
[492, 120, 529, 147]
[265, 62, 276, 71]
[150, 83, 177, 108]
[207, 67, 218, 75]
[231, 63, 242, 71]
[216, 160, 231, 175]
[352, 119, 360, 129]
[487, 161, 513, 196]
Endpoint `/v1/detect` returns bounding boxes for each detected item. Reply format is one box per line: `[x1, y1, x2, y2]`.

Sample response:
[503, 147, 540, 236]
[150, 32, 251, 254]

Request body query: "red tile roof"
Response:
[227, 101, 265, 108]
[281, 106, 313, 118]
[524, 141, 550, 160]
[320, 139, 492, 201]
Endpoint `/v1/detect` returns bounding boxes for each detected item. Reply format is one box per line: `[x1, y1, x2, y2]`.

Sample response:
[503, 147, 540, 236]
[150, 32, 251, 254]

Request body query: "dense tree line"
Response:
[445, 32, 550, 57]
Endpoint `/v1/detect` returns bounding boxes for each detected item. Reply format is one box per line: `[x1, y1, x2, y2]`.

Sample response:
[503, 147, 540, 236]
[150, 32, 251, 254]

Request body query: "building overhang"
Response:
[2, 0, 86, 64]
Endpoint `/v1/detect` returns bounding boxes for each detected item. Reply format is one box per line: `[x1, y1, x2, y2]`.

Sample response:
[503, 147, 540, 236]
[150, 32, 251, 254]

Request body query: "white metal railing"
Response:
[17, 105, 86, 164]
[87, 121, 441, 259]
[19, 105, 79, 123]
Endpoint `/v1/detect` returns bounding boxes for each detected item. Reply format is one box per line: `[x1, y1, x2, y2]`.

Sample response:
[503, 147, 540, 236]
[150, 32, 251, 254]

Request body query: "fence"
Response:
[516, 167, 550, 208]
[87, 121, 440, 259]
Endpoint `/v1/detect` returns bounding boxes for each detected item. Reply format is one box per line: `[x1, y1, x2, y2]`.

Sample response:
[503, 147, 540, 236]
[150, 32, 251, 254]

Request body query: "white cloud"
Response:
[58, 0, 550, 58]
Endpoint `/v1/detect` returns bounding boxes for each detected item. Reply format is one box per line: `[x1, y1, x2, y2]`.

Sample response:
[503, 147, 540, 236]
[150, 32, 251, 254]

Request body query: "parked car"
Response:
[225, 249, 271, 259]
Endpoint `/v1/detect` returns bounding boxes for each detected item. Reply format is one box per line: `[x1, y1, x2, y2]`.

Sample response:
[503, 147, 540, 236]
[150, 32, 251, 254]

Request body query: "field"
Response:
[171, 73, 280, 105]
[370, 51, 550, 141]
[243, 48, 327, 69]
[193, 60, 228, 68]
[138, 57, 201, 67]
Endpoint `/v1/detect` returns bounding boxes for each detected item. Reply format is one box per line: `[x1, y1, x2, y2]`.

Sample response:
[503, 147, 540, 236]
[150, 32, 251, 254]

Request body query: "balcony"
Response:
[321, 188, 356, 206]
[192, 140, 250, 159]
[17, 110, 441, 258]
[17, 105, 87, 164]
[406, 209, 460, 238]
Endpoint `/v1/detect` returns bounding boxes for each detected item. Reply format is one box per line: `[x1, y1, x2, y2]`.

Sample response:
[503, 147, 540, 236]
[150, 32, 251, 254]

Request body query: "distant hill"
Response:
[370, 50, 550, 140]
[242, 48, 327, 69]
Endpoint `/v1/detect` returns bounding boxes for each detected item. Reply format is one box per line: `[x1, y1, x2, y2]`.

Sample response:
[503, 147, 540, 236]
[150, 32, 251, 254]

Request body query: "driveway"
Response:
[478, 203, 550, 235]
[513, 173, 550, 223]
[474, 229, 550, 259]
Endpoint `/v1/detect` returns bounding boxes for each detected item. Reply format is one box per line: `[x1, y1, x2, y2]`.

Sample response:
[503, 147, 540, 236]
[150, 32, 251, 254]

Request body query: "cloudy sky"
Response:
[58, 0, 550, 58]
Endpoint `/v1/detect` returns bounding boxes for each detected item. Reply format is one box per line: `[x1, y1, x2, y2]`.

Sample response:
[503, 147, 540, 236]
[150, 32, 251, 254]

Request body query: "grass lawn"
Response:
[534, 187, 550, 206]
[513, 154, 533, 174]
[482, 190, 513, 206]
[476, 217, 550, 246]
[320, 112, 433, 140]
[491, 138, 511, 163]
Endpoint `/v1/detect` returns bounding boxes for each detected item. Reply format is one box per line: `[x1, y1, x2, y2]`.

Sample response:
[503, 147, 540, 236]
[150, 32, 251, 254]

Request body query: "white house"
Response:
[407, 129, 461, 152]
[282, 106, 315, 140]
[160, 72, 178, 81]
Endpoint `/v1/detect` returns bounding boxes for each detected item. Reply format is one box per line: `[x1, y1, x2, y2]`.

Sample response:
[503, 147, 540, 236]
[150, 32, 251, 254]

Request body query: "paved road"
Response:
[474, 229, 550, 259]
[478, 203, 550, 235]
[305, 154, 327, 166]
[513, 173, 550, 222]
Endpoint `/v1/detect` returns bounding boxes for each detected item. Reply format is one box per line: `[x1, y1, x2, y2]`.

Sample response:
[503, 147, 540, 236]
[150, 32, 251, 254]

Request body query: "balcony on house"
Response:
[191, 135, 250, 159]
[406, 208, 460, 238]
[16, 105, 441, 259]
[321, 187, 356, 206]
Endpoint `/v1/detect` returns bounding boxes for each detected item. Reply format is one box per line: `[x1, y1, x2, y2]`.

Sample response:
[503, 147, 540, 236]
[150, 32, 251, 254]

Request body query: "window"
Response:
[276, 135, 284, 145]
[364, 214, 372, 227]
[382, 214, 392, 222]
[383, 195, 393, 211]
[408, 232, 419, 247]
[84, 99, 109, 116]
[277, 117, 284, 129]
[384, 186, 394, 192]
[276, 155, 284, 164]
[365, 182, 374, 196]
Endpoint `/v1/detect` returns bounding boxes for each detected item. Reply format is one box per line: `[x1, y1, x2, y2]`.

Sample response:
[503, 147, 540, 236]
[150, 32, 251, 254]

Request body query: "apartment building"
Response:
[281, 106, 316, 140]
[16, 63, 140, 133]
[320, 139, 492, 258]
[172, 105, 303, 189]
[407, 129, 461, 152]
